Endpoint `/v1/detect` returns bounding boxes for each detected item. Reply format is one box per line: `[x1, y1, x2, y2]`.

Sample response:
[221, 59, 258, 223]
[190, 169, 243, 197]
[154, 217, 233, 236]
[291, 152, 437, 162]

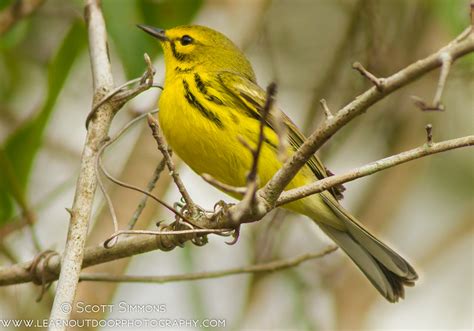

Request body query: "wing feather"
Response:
[216, 71, 345, 200]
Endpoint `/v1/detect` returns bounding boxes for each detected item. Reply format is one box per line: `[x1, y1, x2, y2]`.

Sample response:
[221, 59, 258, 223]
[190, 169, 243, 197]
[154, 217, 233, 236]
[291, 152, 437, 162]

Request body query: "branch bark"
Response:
[79, 246, 337, 283]
[48, 0, 115, 328]
[277, 135, 474, 205]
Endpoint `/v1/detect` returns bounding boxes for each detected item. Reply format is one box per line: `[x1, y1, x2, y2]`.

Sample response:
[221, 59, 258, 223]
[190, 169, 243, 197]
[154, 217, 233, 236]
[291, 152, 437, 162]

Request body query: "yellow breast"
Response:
[159, 73, 252, 187]
[158, 71, 329, 219]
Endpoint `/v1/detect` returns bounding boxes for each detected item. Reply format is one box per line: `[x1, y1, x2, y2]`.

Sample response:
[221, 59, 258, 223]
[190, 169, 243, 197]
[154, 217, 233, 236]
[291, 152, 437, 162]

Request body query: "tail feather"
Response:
[344, 214, 418, 280]
[319, 223, 417, 302]
[315, 196, 418, 303]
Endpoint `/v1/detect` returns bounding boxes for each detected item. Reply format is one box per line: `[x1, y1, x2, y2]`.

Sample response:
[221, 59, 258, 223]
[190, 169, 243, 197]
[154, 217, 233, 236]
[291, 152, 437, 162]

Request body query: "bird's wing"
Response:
[216, 71, 344, 200]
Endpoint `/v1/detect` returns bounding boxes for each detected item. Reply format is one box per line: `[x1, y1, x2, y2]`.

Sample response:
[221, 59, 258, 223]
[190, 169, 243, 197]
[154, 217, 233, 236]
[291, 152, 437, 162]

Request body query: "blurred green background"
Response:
[0, 0, 473, 330]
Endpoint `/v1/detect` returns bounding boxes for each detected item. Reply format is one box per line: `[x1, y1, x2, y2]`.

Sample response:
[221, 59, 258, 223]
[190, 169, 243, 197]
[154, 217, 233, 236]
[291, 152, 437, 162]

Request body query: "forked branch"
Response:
[260, 27, 474, 207]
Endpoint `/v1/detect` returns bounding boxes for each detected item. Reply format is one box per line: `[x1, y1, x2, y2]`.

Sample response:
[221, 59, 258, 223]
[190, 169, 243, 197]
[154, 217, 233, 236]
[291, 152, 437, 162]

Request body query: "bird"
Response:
[138, 24, 418, 302]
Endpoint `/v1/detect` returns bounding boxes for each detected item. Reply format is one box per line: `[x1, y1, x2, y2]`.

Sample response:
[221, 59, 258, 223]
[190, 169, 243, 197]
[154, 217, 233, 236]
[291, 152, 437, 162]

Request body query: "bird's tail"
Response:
[315, 200, 418, 302]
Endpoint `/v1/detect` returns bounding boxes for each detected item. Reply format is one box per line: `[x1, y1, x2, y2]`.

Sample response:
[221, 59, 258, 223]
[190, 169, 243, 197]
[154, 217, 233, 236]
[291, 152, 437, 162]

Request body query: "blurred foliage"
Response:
[0, 20, 29, 50]
[0, 0, 202, 224]
[0, 0, 15, 11]
[0, 0, 472, 329]
[0, 21, 29, 101]
[0, 20, 87, 223]
[102, 0, 202, 79]
[431, 0, 470, 35]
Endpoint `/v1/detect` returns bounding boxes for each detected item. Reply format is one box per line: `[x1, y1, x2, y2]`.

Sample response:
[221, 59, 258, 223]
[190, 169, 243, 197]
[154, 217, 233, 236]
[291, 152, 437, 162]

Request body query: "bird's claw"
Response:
[208, 200, 234, 222]
[225, 225, 241, 245]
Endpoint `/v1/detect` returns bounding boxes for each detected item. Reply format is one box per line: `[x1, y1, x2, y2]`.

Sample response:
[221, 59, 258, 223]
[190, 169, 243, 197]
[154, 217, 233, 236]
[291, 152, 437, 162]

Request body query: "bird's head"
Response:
[138, 24, 255, 82]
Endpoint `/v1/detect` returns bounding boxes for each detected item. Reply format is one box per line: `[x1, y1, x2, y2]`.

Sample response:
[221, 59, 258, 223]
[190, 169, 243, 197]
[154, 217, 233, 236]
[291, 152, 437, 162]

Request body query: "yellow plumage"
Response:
[159, 69, 334, 224]
[139, 24, 418, 302]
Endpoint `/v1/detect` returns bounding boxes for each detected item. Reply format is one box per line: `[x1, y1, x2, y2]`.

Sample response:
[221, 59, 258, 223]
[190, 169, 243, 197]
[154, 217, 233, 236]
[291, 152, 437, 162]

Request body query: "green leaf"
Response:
[138, 0, 203, 30]
[0, 148, 15, 220]
[102, 0, 202, 79]
[0, 19, 29, 50]
[0, 147, 27, 212]
[0, 0, 15, 11]
[0, 20, 87, 224]
[0, 49, 22, 101]
[431, 0, 469, 36]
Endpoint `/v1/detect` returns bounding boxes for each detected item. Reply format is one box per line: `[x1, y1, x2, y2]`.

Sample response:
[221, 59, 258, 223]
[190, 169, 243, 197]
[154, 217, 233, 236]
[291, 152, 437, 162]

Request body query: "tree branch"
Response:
[277, 135, 474, 206]
[79, 246, 337, 283]
[352, 61, 387, 91]
[49, 0, 115, 328]
[411, 51, 453, 111]
[0, 224, 231, 286]
[260, 27, 474, 207]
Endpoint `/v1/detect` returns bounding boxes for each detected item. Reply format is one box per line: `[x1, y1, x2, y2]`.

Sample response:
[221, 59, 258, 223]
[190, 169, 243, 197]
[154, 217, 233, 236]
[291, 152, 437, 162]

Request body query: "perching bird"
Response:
[138, 24, 418, 302]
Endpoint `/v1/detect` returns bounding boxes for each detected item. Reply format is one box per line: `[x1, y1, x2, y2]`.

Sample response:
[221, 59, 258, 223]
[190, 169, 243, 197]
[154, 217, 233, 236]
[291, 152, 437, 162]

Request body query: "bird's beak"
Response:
[137, 24, 168, 42]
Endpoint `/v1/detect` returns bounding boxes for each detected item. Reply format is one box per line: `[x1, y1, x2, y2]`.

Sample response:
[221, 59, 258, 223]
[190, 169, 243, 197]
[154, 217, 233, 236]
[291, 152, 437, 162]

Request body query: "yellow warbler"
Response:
[138, 24, 417, 302]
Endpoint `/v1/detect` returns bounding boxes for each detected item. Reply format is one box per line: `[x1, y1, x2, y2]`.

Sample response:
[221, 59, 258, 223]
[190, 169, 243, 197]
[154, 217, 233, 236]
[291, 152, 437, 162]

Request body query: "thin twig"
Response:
[103, 228, 233, 248]
[352, 61, 387, 91]
[226, 83, 278, 238]
[79, 246, 338, 283]
[277, 135, 474, 206]
[128, 159, 167, 230]
[96, 153, 120, 245]
[248, 82, 277, 184]
[147, 114, 196, 214]
[471, 3, 474, 27]
[99, 161, 191, 224]
[432, 53, 452, 108]
[94, 110, 193, 231]
[411, 52, 452, 111]
[85, 53, 159, 128]
[95, 110, 159, 243]
[27, 250, 58, 302]
[85, 77, 141, 128]
[320, 99, 333, 119]
[201, 173, 247, 195]
[445, 26, 472, 47]
[425, 124, 433, 146]
[22, 213, 43, 254]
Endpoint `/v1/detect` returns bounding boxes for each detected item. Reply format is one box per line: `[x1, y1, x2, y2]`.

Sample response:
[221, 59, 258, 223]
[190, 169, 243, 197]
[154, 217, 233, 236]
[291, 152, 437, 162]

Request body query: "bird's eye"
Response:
[180, 35, 193, 46]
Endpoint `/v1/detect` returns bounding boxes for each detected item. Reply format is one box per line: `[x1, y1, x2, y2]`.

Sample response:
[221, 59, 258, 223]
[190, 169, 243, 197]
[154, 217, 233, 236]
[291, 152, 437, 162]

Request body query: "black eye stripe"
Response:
[170, 41, 189, 62]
